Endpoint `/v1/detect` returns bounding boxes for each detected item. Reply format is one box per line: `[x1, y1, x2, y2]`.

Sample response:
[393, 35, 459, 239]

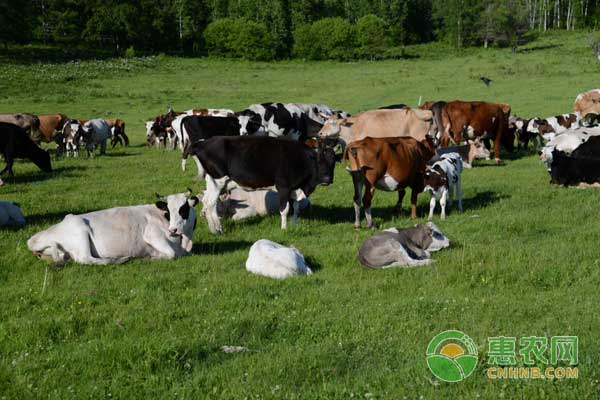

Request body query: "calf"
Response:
[0, 122, 52, 177]
[27, 191, 199, 265]
[424, 152, 463, 220]
[528, 113, 580, 142]
[357, 222, 450, 268]
[80, 119, 111, 156]
[509, 116, 538, 152]
[106, 118, 129, 148]
[434, 139, 489, 167]
[192, 136, 338, 233]
[246, 239, 312, 279]
[0, 201, 26, 226]
[344, 135, 436, 228]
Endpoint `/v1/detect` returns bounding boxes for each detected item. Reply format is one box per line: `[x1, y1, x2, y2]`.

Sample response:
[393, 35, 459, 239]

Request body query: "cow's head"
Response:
[582, 113, 600, 127]
[316, 138, 340, 185]
[155, 189, 200, 239]
[467, 138, 491, 161]
[31, 145, 52, 173]
[318, 116, 353, 139]
[423, 165, 448, 194]
[237, 110, 263, 135]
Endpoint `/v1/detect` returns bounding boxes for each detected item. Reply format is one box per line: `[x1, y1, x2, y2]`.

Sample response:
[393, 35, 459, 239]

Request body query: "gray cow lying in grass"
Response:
[358, 222, 449, 268]
[214, 187, 310, 221]
[27, 191, 199, 266]
[0, 201, 26, 226]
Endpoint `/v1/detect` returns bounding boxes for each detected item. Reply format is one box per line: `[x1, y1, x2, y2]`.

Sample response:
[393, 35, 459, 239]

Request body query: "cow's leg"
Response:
[351, 171, 364, 228]
[439, 188, 448, 220]
[277, 187, 292, 230]
[1, 155, 14, 176]
[143, 226, 180, 259]
[193, 155, 205, 180]
[291, 189, 307, 226]
[410, 188, 419, 219]
[202, 176, 227, 234]
[363, 182, 376, 229]
[394, 189, 406, 215]
[100, 139, 107, 155]
[493, 135, 501, 164]
[428, 193, 436, 220]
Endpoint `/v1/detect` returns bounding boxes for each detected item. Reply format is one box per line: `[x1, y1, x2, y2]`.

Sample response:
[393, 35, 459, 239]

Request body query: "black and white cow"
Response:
[423, 152, 463, 220]
[174, 115, 242, 177]
[550, 138, 600, 186]
[191, 136, 339, 234]
[0, 122, 52, 178]
[237, 103, 322, 140]
[528, 113, 581, 142]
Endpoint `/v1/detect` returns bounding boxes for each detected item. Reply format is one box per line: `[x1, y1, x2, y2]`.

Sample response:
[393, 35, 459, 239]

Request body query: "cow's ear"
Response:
[155, 201, 168, 211]
[188, 196, 199, 207]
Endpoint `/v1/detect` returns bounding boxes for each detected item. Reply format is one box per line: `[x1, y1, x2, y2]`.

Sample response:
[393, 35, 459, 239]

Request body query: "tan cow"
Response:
[0, 113, 40, 139]
[318, 108, 436, 147]
[573, 89, 600, 116]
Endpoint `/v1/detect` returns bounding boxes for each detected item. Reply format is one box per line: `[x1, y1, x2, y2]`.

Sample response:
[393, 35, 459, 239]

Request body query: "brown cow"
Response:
[574, 89, 600, 116]
[37, 113, 69, 144]
[421, 100, 514, 164]
[105, 118, 129, 147]
[344, 135, 436, 228]
[318, 108, 436, 148]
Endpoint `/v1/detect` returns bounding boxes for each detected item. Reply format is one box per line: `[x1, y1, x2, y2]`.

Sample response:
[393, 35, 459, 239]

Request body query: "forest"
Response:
[1, 0, 599, 59]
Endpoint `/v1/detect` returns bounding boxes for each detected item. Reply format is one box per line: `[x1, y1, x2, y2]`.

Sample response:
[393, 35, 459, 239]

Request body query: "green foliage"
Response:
[124, 46, 136, 58]
[204, 18, 275, 60]
[294, 17, 355, 60]
[355, 14, 389, 59]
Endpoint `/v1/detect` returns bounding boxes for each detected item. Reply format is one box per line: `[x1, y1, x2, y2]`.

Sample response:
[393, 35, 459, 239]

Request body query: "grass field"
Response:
[1, 31, 599, 399]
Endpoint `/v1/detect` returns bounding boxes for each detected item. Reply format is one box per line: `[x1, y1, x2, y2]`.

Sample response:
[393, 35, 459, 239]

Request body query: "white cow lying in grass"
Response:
[0, 201, 25, 226]
[358, 222, 450, 268]
[540, 127, 600, 170]
[27, 191, 199, 266]
[246, 239, 312, 279]
[215, 187, 310, 221]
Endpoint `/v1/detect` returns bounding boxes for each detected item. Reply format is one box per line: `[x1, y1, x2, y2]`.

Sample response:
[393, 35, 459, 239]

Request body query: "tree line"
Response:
[1, 0, 599, 60]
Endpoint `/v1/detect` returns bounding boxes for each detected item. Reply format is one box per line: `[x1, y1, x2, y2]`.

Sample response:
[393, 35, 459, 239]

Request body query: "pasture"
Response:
[1, 31, 599, 398]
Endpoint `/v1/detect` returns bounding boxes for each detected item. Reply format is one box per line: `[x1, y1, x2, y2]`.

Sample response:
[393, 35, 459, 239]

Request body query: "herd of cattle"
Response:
[2, 88, 600, 268]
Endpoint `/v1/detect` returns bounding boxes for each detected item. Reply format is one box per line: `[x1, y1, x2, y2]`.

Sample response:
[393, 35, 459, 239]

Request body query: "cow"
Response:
[550, 137, 600, 186]
[527, 113, 580, 142]
[574, 89, 600, 116]
[0, 201, 26, 226]
[0, 122, 52, 178]
[318, 108, 437, 149]
[508, 116, 537, 152]
[174, 115, 243, 177]
[433, 140, 490, 167]
[287, 103, 335, 124]
[37, 113, 70, 154]
[62, 119, 83, 157]
[357, 222, 450, 268]
[421, 100, 514, 164]
[246, 239, 312, 279]
[27, 191, 200, 266]
[424, 152, 463, 220]
[237, 102, 320, 140]
[192, 136, 338, 234]
[146, 110, 185, 149]
[539, 127, 600, 170]
[343, 135, 436, 228]
[105, 119, 129, 148]
[0, 113, 40, 138]
[215, 187, 310, 221]
[79, 119, 111, 156]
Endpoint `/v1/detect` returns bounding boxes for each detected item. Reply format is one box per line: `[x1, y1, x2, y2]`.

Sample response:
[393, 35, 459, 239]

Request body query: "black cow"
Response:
[0, 122, 52, 178]
[550, 136, 600, 186]
[192, 136, 339, 233]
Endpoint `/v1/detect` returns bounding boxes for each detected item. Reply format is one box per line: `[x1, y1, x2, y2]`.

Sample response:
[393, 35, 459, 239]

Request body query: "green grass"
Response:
[1, 31, 600, 399]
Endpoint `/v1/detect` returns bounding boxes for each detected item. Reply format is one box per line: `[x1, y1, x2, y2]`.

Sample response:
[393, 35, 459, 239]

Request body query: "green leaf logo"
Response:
[426, 330, 478, 382]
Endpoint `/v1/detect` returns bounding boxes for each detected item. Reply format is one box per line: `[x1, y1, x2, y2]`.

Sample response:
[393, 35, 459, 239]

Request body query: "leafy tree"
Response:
[0, 0, 33, 47]
[355, 14, 389, 59]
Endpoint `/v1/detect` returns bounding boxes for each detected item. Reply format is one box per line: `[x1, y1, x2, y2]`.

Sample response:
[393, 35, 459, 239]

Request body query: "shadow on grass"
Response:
[304, 256, 324, 272]
[1, 165, 87, 185]
[26, 210, 70, 226]
[192, 240, 253, 255]
[102, 152, 137, 158]
[462, 190, 509, 210]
